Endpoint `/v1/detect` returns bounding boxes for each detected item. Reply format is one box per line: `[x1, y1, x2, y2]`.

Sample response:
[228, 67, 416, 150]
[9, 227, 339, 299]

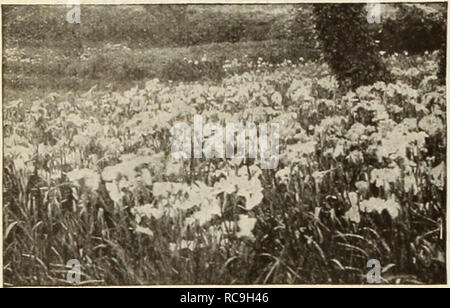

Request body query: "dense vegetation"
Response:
[3, 4, 445, 52]
[313, 4, 390, 90]
[3, 4, 446, 99]
[380, 3, 446, 54]
[4, 52, 446, 285]
[3, 4, 447, 286]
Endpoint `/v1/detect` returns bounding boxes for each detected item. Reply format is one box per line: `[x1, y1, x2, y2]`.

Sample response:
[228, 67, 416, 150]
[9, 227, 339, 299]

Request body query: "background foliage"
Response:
[3, 4, 446, 98]
[2, 4, 448, 286]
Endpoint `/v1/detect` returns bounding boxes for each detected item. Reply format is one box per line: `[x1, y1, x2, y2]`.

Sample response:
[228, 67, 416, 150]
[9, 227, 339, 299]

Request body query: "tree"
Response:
[313, 4, 390, 90]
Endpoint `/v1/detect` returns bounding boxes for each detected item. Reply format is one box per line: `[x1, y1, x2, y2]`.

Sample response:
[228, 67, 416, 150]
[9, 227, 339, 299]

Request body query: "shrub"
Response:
[380, 4, 447, 55]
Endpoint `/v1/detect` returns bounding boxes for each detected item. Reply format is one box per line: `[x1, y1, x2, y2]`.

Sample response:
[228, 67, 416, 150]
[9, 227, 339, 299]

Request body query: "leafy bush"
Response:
[380, 4, 446, 54]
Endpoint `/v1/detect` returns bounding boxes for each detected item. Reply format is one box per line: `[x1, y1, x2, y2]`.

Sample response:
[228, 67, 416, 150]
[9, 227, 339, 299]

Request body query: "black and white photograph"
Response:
[2, 1, 448, 287]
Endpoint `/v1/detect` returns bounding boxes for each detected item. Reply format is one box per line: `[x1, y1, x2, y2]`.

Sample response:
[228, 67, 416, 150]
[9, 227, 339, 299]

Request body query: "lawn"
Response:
[3, 39, 320, 102]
